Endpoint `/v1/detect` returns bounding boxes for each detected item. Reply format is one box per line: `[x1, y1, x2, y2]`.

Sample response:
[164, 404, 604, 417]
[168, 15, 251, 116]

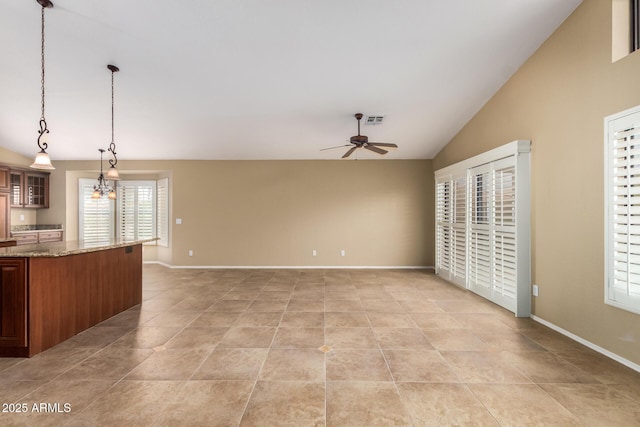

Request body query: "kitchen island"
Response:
[0, 239, 151, 357]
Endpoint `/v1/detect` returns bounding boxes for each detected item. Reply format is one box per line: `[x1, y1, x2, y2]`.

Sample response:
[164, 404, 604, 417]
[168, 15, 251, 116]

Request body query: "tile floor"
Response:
[1, 266, 640, 426]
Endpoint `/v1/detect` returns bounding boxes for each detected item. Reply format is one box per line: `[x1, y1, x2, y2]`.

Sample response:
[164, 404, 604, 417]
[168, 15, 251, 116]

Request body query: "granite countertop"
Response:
[11, 224, 63, 233]
[0, 238, 157, 258]
[0, 238, 17, 243]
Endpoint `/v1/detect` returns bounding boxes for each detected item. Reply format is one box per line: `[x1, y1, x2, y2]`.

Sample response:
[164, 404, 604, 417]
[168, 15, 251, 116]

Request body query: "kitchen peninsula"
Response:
[0, 238, 151, 357]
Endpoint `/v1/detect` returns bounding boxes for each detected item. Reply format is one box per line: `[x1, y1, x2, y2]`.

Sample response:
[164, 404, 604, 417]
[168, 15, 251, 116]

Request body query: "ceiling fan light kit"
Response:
[321, 113, 398, 159]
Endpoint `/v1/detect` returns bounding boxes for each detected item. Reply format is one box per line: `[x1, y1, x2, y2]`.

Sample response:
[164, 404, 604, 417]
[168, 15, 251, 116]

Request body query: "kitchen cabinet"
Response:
[0, 166, 9, 192]
[12, 230, 63, 246]
[0, 259, 27, 351]
[0, 243, 142, 357]
[0, 193, 9, 240]
[0, 168, 9, 239]
[10, 169, 49, 209]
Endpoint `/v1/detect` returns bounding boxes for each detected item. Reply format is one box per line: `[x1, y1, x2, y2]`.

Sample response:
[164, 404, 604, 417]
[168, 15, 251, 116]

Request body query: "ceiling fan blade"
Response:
[364, 145, 388, 155]
[342, 146, 357, 158]
[368, 142, 398, 148]
[320, 144, 352, 151]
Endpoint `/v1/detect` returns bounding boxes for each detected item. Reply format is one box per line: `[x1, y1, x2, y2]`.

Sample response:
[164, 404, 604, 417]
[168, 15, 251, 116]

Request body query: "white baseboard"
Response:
[143, 262, 434, 270]
[531, 315, 640, 373]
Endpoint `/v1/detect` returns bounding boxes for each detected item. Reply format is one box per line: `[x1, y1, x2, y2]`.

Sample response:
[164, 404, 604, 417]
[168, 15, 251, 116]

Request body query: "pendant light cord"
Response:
[40, 5, 46, 120]
[36, 3, 49, 152]
[108, 67, 118, 168]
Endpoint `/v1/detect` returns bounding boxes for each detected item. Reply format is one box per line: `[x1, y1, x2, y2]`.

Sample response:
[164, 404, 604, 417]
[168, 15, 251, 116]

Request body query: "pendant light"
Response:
[106, 64, 120, 180]
[30, 0, 55, 170]
[92, 149, 116, 200]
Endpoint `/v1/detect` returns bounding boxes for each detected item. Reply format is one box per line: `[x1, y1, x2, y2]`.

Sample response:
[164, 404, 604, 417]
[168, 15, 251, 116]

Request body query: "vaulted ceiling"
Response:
[0, 0, 582, 161]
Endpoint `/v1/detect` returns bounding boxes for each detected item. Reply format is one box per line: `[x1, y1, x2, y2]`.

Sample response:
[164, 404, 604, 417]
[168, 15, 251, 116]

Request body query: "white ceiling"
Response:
[0, 0, 582, 161]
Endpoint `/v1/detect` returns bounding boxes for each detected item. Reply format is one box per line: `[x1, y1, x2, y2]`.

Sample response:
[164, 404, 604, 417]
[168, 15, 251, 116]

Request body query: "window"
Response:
[156, 178, 169, 247]
[435, 140, 531, 317]
[633, 0, 640, 52]
[612, 0, 640, 61]
[79, 177, 169, 246]
[79, 179, 115, 242]
[605, 105, 640, 315]
[117, 181, 156, 241]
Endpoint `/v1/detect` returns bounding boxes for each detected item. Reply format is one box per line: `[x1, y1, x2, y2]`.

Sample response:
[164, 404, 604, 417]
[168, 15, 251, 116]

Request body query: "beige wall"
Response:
[434, 0, 640, 364]
[39, 159, 433, 268]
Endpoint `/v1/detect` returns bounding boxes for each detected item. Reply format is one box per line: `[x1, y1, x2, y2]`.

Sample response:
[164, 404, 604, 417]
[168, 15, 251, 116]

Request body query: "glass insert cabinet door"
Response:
[10, 171, 49, 208]
[26, 174, 46, 207]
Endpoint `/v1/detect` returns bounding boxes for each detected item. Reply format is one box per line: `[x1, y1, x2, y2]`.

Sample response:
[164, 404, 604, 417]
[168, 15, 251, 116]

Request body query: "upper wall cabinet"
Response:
[0, 166, 9, 192]
[9, 168, 49, 209]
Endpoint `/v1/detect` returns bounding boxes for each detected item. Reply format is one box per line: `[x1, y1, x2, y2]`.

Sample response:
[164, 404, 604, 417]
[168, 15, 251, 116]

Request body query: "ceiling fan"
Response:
[322, 113, 398, 158]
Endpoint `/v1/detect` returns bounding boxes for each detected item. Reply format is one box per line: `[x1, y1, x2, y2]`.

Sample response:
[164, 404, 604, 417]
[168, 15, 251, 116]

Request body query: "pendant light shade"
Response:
[31, 150, 54, 170]
[30, 0, 55, 170]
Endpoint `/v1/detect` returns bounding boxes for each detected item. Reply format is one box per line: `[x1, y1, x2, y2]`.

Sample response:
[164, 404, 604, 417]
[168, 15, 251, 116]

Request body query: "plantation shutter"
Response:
[78, 179, 114, 242]
[118, 184, 136, 240]
[451, 174, 467, 286]
[468, 164, 492, 299]
[492, 159, 517, 306]
[434, 140, 531, 317]
[436, 177, 452, 279]
[117, 181, 156, 241]
[156, 178, 169, 246]
[606, 109, 640, 314]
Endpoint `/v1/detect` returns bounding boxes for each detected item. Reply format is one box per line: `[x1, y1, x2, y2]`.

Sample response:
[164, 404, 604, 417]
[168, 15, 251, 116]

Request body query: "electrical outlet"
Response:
[312, 250, 317, 256]
[176, 218, 182, 225]
[340, 250, 346, 257]
[188, 250, 193, 257]
[532, 284, 539, 297]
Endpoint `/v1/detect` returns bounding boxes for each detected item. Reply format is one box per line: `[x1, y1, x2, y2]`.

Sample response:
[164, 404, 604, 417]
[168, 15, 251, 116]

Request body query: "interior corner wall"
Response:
[433, 0, 640, 365]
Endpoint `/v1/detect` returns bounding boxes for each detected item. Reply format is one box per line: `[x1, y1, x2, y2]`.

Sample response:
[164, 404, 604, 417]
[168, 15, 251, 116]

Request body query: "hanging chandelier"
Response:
[30, 0, 55, 170]
[106, 64, 120, 180]
[92, 149, 116, 200]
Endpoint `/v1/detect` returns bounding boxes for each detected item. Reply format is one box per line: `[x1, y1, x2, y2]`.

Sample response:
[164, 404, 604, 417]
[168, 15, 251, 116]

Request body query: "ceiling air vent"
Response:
[365, 115, 384, 125]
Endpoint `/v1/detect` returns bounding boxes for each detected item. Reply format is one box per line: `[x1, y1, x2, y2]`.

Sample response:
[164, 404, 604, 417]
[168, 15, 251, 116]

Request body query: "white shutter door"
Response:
[436, 178, 452, 279]
[492, 160, 517, 310]
[451, 174, 467, 286]
[607, 116, 640, 313]
[434, 140, 531, 317]
[468, 165, 492, 298]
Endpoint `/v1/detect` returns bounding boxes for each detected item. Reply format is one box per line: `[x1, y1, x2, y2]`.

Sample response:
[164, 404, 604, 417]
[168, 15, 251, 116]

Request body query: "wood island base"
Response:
[0, 244, 142, 357]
